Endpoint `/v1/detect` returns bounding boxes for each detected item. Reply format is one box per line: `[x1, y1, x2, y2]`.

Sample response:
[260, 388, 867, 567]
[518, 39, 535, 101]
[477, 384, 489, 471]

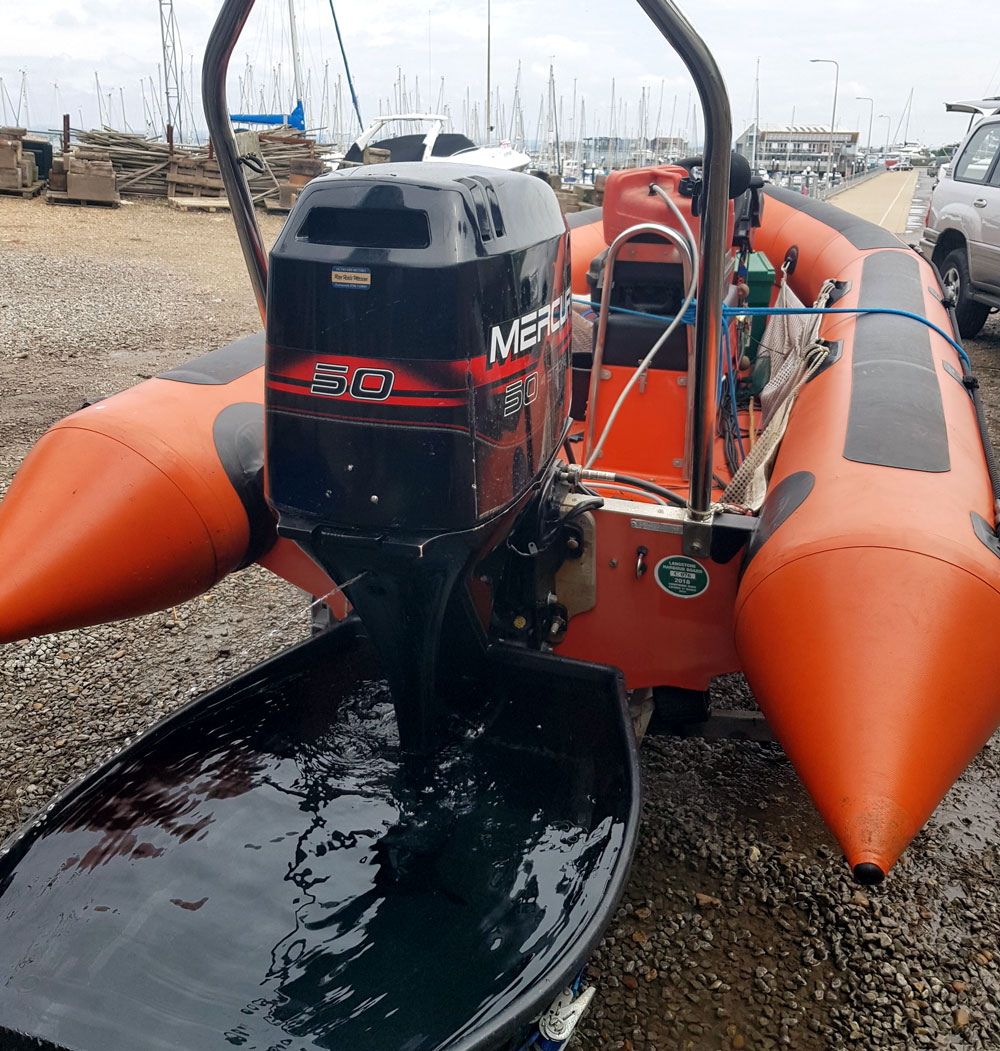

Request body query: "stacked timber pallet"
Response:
[71, 127, 326, 208]
[0, 127, 44, 199]
[75, 129, 188, 198]
[167, 154, 228, 211]
[46, 148, 120, 207]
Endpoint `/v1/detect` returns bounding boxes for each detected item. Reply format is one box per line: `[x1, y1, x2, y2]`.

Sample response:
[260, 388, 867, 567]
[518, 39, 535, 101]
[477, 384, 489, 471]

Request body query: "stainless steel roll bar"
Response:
[203, 0, 268, 323]
[637, 0, 733, 556]
[203, 0, 734, 554]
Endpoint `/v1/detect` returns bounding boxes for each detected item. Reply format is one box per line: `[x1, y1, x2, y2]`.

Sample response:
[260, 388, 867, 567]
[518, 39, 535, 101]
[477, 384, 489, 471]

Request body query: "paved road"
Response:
[829, 169, 919, 233]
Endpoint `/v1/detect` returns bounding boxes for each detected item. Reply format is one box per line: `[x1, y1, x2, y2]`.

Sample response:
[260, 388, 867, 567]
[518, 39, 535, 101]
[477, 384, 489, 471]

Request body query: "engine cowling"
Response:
[264, 162, 572, 749]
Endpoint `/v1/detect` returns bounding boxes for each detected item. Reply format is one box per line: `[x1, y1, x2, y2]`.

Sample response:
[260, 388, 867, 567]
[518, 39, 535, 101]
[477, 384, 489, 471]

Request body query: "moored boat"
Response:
[341, 113, 531, 172]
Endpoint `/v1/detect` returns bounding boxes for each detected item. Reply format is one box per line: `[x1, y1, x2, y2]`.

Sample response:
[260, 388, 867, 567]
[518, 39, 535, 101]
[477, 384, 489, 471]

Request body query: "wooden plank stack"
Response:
[71, 127, 327, 208]
[166, 154, 229, 210]
[75, 129, 182, 198]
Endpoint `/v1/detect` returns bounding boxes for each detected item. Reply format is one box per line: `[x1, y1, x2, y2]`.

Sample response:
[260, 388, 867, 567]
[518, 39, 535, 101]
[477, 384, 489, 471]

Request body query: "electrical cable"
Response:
[584, 480, 669, 506]
[583, 471, 686, 507]
[575, 300, 973, 372]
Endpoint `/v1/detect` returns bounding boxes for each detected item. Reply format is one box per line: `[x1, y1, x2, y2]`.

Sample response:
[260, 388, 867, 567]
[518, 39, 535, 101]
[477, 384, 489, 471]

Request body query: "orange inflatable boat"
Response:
[2, 162, 998, 885]
[14, 3, 1000, 1048]
[0, 336, 341, 643]
[558, 182, 1000, 882]
[4, 45, 1000, 890]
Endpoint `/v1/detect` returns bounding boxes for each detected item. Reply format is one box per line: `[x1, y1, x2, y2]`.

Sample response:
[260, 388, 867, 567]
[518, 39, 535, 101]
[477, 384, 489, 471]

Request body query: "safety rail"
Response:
[583, 222, 695, 471]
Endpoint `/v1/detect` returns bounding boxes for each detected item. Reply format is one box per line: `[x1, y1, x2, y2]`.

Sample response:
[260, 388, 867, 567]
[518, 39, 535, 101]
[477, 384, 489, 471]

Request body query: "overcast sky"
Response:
[2, 0, 997, 151]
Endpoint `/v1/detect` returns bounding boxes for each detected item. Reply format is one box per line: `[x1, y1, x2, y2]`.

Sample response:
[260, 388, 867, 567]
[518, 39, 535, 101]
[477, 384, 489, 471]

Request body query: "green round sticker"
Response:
[654, 555, 709, 598]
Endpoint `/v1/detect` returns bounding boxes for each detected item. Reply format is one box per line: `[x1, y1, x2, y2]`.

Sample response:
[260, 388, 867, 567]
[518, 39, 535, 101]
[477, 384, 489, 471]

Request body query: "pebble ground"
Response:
[2, 195, 1000, 1051]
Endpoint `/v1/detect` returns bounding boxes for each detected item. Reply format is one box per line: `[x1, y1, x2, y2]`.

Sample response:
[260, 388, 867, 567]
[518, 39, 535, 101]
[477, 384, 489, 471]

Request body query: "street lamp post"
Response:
[856, 95, 874, 164]
[811, 58, 839, 180]
[878, 113, 891, 165]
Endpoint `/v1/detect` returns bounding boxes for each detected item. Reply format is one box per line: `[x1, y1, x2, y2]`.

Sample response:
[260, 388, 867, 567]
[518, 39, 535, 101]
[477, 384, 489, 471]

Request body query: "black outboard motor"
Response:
[266, 162, 571, 750]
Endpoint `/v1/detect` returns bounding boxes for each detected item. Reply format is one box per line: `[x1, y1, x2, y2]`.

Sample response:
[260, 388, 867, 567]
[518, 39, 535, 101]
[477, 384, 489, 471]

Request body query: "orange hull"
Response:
[0, 337, 338, 644]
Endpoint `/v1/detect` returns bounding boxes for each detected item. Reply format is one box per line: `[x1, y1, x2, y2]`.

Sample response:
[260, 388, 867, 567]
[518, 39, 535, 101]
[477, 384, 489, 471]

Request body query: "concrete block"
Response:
[290, 158, 324, 177]
[18, 155, 37, 185]
[67, 172, 119, 202]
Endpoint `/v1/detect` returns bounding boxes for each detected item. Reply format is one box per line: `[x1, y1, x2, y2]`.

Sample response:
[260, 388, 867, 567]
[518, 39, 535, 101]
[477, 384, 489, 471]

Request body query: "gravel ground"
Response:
[2, 195, 1000, 1051]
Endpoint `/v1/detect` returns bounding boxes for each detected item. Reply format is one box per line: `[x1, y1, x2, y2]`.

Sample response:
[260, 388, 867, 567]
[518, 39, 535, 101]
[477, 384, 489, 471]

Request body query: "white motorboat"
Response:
[341, 113, 531, 172]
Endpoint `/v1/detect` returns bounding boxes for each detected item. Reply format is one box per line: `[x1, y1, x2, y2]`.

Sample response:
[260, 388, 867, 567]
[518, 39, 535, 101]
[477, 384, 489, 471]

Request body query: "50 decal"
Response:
[503, 371, 539, 417]
[311, 362, 395, 402]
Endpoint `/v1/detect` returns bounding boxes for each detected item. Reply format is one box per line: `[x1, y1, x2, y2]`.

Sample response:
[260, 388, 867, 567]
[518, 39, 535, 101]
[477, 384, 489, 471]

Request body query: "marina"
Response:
[3, 1, 1000, 1050]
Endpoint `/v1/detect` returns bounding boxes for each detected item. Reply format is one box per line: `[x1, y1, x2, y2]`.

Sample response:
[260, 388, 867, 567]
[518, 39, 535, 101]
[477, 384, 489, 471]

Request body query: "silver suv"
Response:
[919, 115, 1000, 337]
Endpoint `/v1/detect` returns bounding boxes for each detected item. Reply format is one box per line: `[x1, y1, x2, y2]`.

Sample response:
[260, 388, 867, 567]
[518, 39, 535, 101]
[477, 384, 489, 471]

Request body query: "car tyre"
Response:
[941, 247, 989, 339]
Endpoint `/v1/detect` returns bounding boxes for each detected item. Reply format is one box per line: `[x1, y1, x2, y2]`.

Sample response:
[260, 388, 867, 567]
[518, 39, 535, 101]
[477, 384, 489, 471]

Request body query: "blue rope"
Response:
[731, 305, 971, 371]
[571, 297, 971, 371]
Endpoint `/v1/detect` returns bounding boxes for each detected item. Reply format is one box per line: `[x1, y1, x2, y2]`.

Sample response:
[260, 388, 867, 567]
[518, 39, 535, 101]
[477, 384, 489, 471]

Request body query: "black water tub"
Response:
[0, 618, 640, 1051]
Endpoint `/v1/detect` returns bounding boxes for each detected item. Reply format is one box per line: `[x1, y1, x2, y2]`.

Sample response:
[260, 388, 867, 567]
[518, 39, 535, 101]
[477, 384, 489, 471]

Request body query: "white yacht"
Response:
[341, 114, 531, 172]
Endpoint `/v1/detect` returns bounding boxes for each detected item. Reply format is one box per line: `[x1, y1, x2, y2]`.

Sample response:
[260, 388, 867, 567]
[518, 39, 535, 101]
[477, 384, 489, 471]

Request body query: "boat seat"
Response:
[570, 306, 688, 419]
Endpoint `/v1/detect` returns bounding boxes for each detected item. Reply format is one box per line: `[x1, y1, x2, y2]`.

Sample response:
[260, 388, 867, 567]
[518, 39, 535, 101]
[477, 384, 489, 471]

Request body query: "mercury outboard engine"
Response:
[265, 163, 572, 750]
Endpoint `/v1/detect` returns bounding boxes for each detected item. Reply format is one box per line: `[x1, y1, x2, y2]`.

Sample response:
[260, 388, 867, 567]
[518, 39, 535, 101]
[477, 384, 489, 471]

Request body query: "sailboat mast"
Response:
[287, 0, 305, 105]
[667, 93, 676, 160]
[485, 0, 491, 143]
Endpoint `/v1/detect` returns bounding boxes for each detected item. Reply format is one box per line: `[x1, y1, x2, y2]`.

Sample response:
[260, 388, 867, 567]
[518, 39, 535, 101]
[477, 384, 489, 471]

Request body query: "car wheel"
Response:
[941, 247, 989, 339]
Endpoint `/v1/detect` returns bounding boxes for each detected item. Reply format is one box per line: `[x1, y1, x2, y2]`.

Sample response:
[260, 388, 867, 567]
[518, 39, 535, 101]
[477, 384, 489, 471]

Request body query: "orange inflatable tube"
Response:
[736, 188, 1000, 881]
[0, 334, 337, 644]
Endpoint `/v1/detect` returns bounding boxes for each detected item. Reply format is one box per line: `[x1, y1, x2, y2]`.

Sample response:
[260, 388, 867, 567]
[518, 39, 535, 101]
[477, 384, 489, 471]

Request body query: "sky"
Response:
[1, 0, 998, 151]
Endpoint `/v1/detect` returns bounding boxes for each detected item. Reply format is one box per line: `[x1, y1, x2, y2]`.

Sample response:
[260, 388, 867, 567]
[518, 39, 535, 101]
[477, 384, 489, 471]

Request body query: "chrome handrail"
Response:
[636, 0, 733, 555]
[582, 223, 694, 465]
[203, 0, 268, 324]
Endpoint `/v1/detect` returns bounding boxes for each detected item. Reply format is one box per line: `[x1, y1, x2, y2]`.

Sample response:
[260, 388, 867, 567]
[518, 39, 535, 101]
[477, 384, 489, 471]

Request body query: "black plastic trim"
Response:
[709, 511, 757, 564]
[943, 360, 972, 395]
[843, 251, 950, 473]
[159, 332, 265, 385]
[827, 280, 852, 305]
[212, 402, 275, 567]
[809, 339, 843, 381]
[764, 186, 902, 250]
[743, 471, 815, 567]
[565, 206, 602, 229]
[971, 511, 1000, 559]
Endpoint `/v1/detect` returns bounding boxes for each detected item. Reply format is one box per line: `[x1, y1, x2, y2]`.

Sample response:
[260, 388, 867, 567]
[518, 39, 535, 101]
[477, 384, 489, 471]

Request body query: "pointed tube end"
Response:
[852, 862, 886, 886]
